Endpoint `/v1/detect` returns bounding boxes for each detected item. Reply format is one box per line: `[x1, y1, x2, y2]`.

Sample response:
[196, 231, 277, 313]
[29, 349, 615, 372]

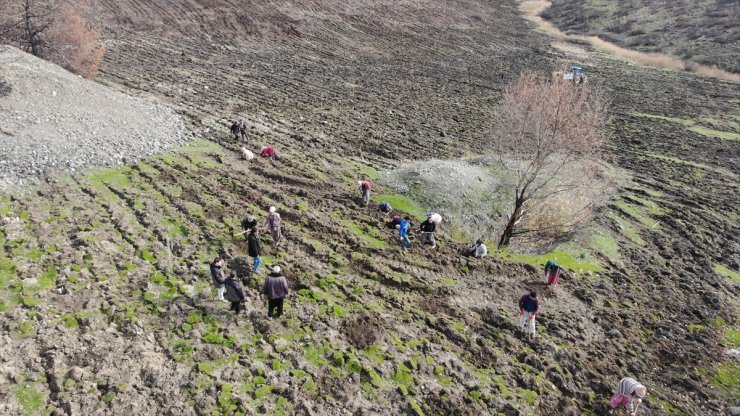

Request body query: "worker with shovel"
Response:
[247, 228, 262, 273]
[233, 214, 258, 240]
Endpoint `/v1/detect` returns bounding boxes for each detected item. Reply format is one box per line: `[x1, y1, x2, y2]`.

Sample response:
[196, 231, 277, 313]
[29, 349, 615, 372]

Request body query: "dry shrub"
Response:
[0, 0, 105, 79]
[683, 60, 699, 73]
[47, 0, 105, 78]
[521, 190, 594, 241]
[492, 70, 609, 246]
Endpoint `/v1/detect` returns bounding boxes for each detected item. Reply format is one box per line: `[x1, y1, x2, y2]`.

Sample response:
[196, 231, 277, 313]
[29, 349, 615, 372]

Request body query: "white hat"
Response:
[269, 206, 277, 213]
[273, 266, 281, 274]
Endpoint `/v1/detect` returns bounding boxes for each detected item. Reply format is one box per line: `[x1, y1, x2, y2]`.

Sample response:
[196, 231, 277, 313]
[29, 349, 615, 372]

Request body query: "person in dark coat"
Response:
[262, 266, 289, 318]
[241, 215, 258, 232]
[247, 228, 262, 273]
[224, 273, 246, 314]
[518, 291, 539, 338]
[230, 121, 240, 140]
[419, 215, 437, 248]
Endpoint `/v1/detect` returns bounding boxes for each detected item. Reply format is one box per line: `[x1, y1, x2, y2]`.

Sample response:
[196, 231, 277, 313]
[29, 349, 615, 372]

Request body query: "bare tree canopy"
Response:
[0, 0, 105, 78]
[492, 70, 609, 247]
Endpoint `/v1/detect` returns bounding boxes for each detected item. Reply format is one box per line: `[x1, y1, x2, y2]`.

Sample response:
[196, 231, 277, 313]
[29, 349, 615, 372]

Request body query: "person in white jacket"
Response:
[468, 239, 487, 258]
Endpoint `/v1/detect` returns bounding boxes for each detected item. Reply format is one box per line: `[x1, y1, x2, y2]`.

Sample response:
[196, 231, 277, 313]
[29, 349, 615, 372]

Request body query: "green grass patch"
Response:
[197, 362, 214, 375]
[409, 397, 424, 416]
[724, 329, 740, 348]
[707, 362, 740, 398]
[38, 268, 58, 290]
[589, 227, 620, 264]
[17, 320, 36, 338]
[687, 324, 705, 333]
[372, 194, 427, 219]
[631, 112, 695, 126]
[61, 313, 80, 329]
[0, 257, 17, 287]
[362, 345, 386, 366]
[643, 152, 735, 178]
[392, 363, 416, 391]
[331, 157, 380, 181]
[137, 248, 157, 263]
[614, 200, 661, 229]
[255, 385, 272, 399]
[342, 220, 389, 249]
[304, 343, 331, 367]
[627, 194, 665, 216]
[506, 248, 603, 273]
[172, 140, 226, 160]
[86, 166, 133, 188]
[184, 202, 205, 219]
[516, 388, 538, 406]
[714, 264, 740, 283]
[608, 212, 646, 246]
[100, 391, 116, 403]
[15, 382, 45, 416]
[688, 126, 740, 141]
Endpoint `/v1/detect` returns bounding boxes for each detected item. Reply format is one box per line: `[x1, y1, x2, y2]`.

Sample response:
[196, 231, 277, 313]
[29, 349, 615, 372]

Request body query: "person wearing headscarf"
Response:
[264, 206, 282, 246]
[609, 377, 647, 415]
[262, 266, 289, 318]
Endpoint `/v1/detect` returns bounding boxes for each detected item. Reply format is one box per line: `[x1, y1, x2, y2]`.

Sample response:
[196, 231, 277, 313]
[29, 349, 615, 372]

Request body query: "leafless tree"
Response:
[0, 0, 105, 78]
[491, 70, 609, 247]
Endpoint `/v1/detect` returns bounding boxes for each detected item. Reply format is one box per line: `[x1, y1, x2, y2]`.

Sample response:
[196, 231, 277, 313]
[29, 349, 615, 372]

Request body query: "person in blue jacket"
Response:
[399, 216, 411, 249]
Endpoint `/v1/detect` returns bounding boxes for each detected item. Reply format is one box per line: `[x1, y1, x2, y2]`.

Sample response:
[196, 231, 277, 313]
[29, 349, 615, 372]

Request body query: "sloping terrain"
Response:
[0, 46, 187, 190]
[543, 0, 740, 73]
[0, 0, 738, 415]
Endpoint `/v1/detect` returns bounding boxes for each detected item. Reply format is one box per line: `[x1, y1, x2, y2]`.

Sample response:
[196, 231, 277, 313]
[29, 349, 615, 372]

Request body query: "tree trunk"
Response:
[24, 1, 40, 56]
[498, 196, 525, 247]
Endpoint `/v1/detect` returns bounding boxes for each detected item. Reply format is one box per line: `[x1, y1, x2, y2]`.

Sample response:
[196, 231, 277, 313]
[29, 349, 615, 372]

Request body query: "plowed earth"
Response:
[0, 0, 738, 415]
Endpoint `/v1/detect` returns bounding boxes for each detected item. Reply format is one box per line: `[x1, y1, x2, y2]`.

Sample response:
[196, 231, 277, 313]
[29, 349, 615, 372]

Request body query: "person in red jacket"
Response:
[358, 179, 372, 206]
[518, 290, 539, 338]
[260, 146, 277, 158]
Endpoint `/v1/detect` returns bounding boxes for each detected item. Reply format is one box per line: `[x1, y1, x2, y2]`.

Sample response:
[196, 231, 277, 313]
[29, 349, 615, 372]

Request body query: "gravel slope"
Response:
[0, 45, 188, 190]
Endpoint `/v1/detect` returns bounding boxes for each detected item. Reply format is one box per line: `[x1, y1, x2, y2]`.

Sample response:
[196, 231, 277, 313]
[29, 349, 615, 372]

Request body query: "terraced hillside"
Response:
[544, 0, 740, 73]
[1, 0, 739, 415]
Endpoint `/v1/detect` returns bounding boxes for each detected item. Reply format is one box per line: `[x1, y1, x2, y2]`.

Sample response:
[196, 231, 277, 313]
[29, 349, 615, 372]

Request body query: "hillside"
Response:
[0, 46, 187, 190]
[543, 0, 740, 73]
[1, 0, 739, 415]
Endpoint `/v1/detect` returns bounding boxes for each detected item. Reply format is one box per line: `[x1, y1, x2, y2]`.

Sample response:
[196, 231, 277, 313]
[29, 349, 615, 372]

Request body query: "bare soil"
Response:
[0, 1, 738, 415]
